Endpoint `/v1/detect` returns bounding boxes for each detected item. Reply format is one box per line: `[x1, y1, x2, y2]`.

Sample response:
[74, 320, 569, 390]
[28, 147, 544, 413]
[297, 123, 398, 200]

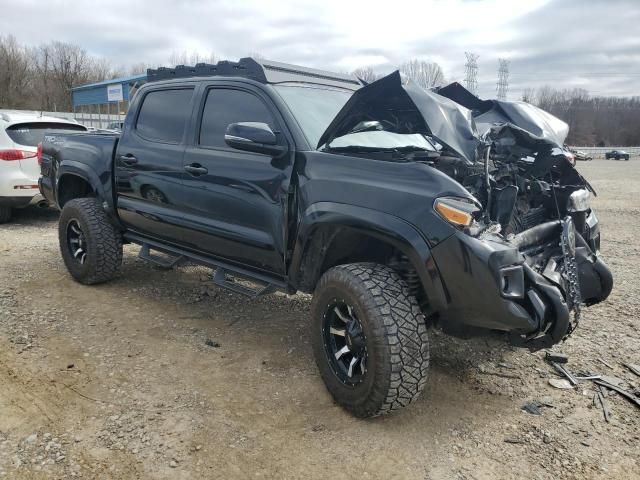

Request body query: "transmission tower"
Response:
[464, 52, 479, 96]
[496, 59, 510, 100]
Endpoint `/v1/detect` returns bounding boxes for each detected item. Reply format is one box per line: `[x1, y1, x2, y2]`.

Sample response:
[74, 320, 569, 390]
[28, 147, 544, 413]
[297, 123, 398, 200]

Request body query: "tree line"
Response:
[2, 35, 638, 146]
[521, 86, 640, 146]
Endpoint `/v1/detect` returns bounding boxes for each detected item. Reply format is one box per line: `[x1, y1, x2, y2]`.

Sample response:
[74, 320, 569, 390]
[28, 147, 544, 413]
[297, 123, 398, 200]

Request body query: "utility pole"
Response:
[496, 59, 510, 100]
[464, 52, 479, 96]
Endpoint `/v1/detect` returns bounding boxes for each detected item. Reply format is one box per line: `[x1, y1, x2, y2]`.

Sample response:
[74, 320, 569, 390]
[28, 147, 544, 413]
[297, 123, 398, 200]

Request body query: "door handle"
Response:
[184, 164, 208, 176]
[119, 154, 138, 165]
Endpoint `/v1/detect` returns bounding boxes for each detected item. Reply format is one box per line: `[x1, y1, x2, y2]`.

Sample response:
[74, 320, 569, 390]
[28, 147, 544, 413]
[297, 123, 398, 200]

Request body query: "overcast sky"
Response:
[2, 0, 639, 98]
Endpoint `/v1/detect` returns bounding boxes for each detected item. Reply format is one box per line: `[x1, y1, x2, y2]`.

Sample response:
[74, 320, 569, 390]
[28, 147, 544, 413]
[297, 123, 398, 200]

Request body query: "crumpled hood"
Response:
[316, 71, 482, 164]
[436, 82, 569, 146]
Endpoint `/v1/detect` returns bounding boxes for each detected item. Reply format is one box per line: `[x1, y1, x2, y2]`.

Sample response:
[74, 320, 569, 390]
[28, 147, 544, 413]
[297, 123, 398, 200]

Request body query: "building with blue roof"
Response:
[71, 73, 147, 128]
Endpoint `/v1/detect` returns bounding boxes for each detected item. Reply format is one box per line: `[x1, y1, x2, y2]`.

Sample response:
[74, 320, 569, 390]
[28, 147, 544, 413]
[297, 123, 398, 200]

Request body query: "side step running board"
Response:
[138, 244, 185, 269]
[125, 232, 286, 298]
[213, 268, 276, 298]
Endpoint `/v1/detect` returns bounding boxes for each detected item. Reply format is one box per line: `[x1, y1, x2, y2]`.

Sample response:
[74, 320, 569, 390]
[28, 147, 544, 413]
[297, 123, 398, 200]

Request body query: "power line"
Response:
[496, 59, 509, 100]
[464, 52, 479, 96]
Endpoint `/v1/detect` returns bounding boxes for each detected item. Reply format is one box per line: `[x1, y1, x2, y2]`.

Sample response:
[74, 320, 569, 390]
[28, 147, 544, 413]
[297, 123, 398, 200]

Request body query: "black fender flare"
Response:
[56, 162, 121, 227]
[57, 161, 111, 207]
[288, 202, 448, 314]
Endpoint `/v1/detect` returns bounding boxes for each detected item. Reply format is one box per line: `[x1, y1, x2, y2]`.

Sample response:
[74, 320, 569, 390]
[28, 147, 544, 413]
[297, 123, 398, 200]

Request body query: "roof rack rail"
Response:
[147, 57, 362, 90]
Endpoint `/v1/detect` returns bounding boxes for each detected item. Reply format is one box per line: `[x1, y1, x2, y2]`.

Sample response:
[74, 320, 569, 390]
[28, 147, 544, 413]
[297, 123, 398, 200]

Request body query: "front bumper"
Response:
[429, 215, 613, 350]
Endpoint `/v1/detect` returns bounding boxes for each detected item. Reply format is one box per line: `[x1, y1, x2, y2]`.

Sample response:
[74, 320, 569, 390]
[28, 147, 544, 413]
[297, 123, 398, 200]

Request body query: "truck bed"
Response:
[39, 132, 119, 209]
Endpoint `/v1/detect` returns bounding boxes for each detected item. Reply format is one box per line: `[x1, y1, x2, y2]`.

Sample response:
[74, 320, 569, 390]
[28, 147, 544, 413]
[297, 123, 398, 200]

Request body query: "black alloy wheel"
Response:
[322, 300, 368, 385]
[66, 219, 88, 265]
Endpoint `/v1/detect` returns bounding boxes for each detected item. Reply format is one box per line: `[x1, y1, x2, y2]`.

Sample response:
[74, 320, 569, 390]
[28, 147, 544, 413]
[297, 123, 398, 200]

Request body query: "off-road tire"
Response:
[311, 263, 429, 417]
[0, 206, 11, 223]
[59, 198, 122, 284]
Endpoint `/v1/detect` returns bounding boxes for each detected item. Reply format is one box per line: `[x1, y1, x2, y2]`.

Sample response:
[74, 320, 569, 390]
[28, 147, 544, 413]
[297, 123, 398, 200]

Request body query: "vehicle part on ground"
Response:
[311, 263, 429, 418]
[58, 198, 123, 284]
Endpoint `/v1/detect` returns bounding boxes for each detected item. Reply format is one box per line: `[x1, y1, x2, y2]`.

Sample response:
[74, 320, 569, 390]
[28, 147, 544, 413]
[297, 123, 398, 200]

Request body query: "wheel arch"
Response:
[55, 161, 110, 209]
[56, 172, 96, 208]
[288, 202, 448, 314]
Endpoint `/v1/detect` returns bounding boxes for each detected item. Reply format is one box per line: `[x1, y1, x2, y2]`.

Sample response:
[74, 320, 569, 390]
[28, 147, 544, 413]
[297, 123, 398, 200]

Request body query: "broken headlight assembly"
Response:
[433, 196, 481, 227]
[567, 189, 590, 213]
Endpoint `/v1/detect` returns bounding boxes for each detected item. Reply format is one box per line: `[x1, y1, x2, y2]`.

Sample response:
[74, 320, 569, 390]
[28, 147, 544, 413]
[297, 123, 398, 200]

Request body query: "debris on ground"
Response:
[596, 387, 611, 423]
[548, 378, 574, 389]
[595, 380, 640, 409]
[545, 352, 569, 364]
[624, 363, 640, 377]
[522, 400, 553, 415]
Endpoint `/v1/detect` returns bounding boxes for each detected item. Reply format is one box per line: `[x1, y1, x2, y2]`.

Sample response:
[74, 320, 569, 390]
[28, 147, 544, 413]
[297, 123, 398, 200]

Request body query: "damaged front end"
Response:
[316, 73, 613, 350]
[430, 85, 613, 349]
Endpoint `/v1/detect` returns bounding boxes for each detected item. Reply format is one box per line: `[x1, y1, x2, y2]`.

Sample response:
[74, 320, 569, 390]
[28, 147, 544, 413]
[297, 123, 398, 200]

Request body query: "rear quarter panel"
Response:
[41, 133, 119, 210]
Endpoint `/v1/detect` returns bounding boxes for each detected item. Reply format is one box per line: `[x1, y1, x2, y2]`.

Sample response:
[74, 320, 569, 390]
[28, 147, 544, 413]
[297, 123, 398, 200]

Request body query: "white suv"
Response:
[0, 111, 87, 223]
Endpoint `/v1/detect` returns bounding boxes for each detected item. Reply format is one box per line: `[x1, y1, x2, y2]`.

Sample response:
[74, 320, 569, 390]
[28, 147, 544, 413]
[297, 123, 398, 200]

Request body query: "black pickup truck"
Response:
[39, 58, 613, 417]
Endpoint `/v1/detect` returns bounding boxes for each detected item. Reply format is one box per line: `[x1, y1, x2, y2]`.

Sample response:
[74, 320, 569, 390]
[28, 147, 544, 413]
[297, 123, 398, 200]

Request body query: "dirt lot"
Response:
[0, 160, 638, 480]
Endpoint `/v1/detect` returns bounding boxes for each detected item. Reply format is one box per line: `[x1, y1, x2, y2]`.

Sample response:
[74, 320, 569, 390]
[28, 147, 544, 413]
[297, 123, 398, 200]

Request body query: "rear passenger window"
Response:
[136, 89, 193, 143]
[199, 89, 275, 148]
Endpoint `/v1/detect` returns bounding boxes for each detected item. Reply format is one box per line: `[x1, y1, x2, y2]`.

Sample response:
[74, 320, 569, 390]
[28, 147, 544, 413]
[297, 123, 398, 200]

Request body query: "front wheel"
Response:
[59, 198, 123, 284]
[311, 263, 429, 417]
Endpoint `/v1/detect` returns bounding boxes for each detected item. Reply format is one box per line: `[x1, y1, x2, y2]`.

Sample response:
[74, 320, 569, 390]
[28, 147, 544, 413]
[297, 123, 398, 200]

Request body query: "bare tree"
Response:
[0, 35, 33, 108]
[399, 59, 445, 89]
[128, 62, 152, 75]
[351, 66, 379, 84]
[168, 50, 217, 66]
[520, 87, 536, 103]
[31, 41, 111, 111]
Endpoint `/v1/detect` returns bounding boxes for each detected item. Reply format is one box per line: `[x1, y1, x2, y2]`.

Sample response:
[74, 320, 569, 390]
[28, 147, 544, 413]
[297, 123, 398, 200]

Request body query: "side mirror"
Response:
[225, 122, 287, 157]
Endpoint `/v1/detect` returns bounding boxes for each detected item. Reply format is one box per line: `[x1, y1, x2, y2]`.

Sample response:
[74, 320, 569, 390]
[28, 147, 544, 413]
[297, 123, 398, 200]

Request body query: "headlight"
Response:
[434, 196, 481, 227]
[567, 189, 590, 212]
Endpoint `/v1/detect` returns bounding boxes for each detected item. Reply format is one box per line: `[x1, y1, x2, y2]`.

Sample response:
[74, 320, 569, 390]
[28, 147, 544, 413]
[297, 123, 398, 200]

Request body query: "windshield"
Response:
[275, 85, 351, 148]
[6, 122, 86, 147]
[275, 85, 438, 151]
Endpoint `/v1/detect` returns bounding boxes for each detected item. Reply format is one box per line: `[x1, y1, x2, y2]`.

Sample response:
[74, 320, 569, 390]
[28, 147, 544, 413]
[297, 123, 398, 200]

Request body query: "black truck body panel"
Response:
[39, 132, 120, 216]
[40, 59, 613, 350]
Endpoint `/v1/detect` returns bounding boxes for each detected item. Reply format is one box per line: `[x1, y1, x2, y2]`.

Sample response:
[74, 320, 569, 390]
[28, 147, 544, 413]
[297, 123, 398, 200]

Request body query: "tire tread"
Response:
[59, 198, 122, 284]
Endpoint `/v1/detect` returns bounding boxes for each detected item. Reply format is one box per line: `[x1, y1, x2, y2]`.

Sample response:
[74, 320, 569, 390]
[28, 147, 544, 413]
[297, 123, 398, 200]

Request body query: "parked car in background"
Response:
[569, 147, 592, 161]
[106, 121, 124, 132]
[605, 149, 630, 160]
[0, 111, 87, 223]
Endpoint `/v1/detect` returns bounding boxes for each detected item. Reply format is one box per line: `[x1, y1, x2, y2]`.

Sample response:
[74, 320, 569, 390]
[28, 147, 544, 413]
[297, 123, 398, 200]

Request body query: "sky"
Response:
[1, 0, 639, 99]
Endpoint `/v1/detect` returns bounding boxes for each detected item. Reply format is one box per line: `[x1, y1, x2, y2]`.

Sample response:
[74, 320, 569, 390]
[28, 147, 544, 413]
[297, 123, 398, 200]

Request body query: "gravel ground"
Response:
[0, 159, 638, 480]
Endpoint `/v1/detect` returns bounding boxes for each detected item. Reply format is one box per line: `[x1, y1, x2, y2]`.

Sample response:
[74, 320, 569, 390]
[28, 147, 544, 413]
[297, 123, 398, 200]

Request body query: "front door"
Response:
[115, 86, 195, 244]
[179, 86, 293, 275]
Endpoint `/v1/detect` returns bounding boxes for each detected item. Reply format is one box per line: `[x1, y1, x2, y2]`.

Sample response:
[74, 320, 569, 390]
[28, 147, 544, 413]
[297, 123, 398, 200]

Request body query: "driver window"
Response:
[199, 89, 275, 148]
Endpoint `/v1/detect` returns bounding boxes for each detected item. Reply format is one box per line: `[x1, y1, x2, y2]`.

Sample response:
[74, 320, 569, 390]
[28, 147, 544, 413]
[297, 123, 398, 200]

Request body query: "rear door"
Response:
[179, 84, 294, 275]
[115, 86, 196, 243]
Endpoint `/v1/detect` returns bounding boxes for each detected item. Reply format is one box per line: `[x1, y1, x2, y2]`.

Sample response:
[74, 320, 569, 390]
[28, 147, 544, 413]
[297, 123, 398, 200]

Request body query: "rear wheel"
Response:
[0, 206, 11, 224]
[311, 263, 429, 417]
[59, 198, 122, 284]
